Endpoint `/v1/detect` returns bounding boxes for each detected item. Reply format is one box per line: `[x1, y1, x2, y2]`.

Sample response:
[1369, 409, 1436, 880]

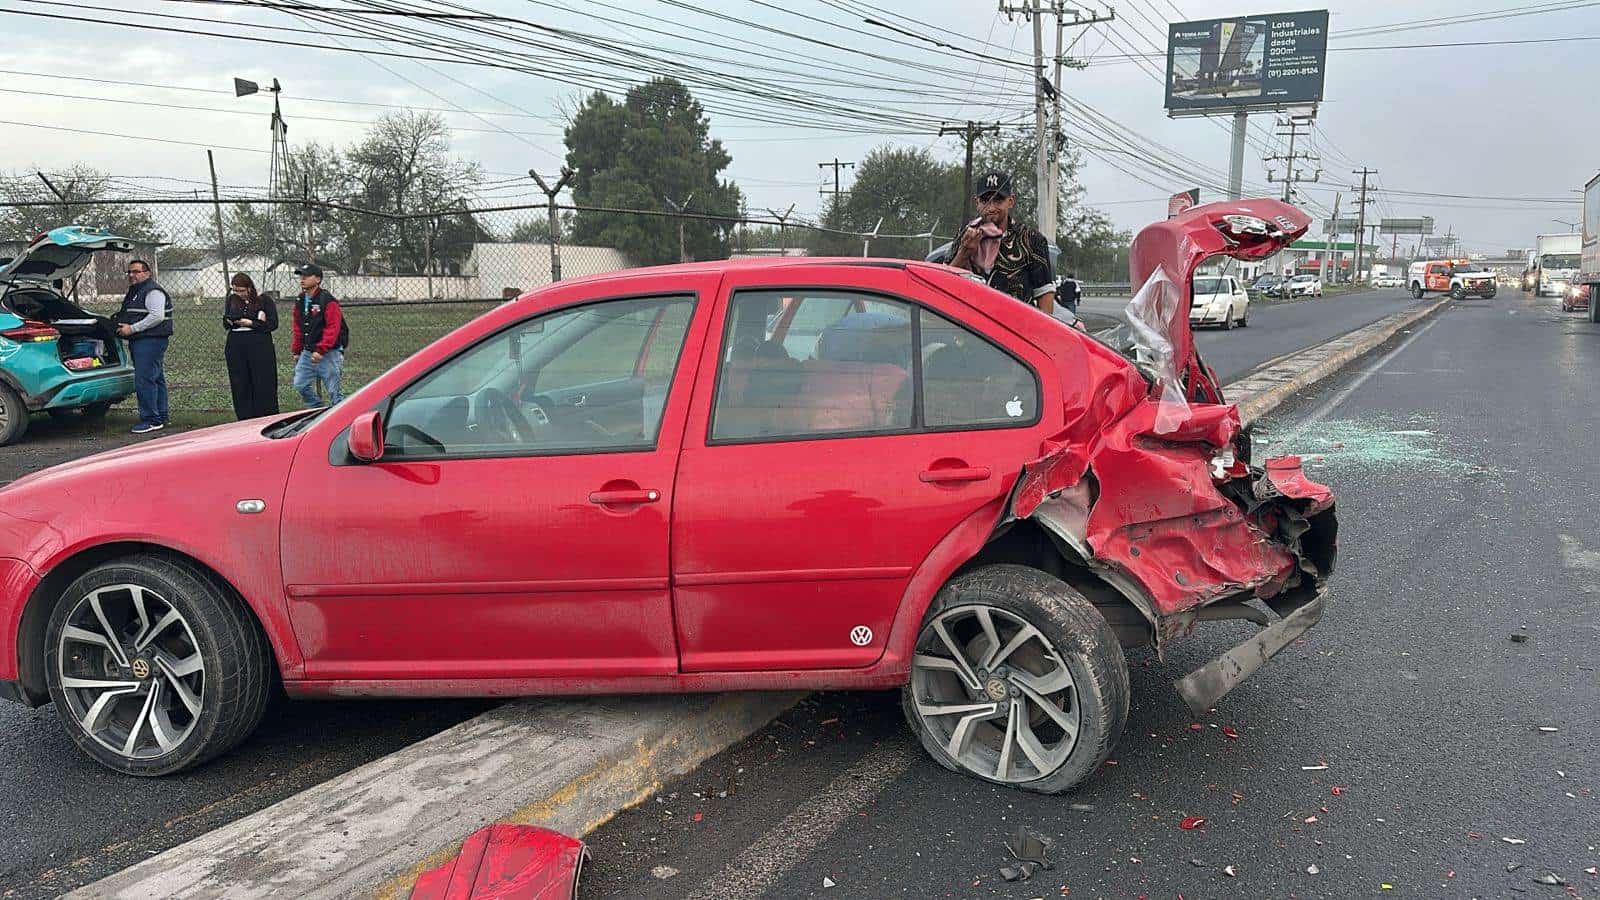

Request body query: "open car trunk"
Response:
[0, 286, 124, 371]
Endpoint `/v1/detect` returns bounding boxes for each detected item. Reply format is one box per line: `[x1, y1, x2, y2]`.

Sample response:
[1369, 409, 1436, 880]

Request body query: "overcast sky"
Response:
[1, 0, 1593, 255]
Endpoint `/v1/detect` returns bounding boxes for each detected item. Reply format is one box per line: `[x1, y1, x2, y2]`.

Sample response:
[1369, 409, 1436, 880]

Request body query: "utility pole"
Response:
[529, 167, 574, 281]
[1321, 192, 1340, 286]
[1042, 3, 1112, 241]
[939, 120, 1000, 227]
[818, 158, 855, 201]
[1264, 115, 1321, 204]
[1352, 167, 1376, 282]
[206, 151, 231, 296]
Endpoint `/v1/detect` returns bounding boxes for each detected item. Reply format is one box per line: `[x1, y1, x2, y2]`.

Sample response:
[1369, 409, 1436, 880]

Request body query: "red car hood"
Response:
[4, 415, 303, 492]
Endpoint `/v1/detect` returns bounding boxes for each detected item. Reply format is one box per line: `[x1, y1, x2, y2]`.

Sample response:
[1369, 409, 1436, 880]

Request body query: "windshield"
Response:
[1193, 277, 1226, 294]
[1543, 254, 1579, 270]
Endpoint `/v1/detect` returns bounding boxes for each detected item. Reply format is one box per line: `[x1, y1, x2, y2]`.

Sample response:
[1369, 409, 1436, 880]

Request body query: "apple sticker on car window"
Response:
[1006, 396, 1024, 418]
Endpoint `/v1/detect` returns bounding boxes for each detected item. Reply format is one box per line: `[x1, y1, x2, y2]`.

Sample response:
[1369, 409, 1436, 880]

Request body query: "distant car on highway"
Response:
[1249, 274, 1284, 295]
[1189, 274, 1250, 329]
[1371, 274, 1403, 289]
[1270, 274, 1324, 298]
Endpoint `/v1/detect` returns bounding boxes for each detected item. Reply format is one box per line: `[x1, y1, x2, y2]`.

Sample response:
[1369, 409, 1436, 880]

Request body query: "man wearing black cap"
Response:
[950, 172, 1057, 314]
[289, 263, 349, 407]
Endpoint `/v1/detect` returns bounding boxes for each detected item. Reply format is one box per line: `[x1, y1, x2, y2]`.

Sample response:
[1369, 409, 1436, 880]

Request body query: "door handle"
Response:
[919, 466, 991, 484]
[589, 488, 661, 505]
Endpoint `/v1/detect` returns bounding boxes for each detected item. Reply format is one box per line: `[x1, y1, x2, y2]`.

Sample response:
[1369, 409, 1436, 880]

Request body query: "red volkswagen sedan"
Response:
[0, 200, 1335, 793]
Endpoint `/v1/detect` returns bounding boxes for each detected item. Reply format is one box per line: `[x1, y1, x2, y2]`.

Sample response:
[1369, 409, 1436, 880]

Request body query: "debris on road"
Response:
[1533, 873, 1565, 886]
[1222, 865, 1237, 877]
[1307, 864, 1321, 875]
[1510, 633, 1530, 643]
[822, 876, 836, 889]
[1508, 862, 1524, 872]
[1302, 764, 1329, 771]
[1005, 826, 1056, 872]
[651, 866, 680, 880]
[1190, 859, 1210, 868]
[1331, 786, 1345, 795]
[1503, 837, 1528, 845]
[1180, 816, 1207, 830]
[1536, 726, 1559, 733]
[1222, 726, 1240, 740]
[409, 824, 587, 900]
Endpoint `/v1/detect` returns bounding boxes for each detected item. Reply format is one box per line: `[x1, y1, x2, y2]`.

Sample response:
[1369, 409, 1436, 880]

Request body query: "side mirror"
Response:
[348, 410, 385, 462]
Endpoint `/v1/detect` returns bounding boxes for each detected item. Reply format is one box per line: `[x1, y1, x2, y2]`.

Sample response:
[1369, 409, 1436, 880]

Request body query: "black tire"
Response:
[901, 564, 1129, 795]
[1239, 305, 1250, 327]
[0, 381, 28, 446]
[1411, 283, 1424, 299]
[1450, 285, 1463, 300]
[43, 553, 273, 776]
[1221, 307, 1235, 330]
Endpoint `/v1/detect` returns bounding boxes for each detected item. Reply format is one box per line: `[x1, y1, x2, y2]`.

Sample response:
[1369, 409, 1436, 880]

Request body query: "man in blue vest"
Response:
[115, 259, 173, 434]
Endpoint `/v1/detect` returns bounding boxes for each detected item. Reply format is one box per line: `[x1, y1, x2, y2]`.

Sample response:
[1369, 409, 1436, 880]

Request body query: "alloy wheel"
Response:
[909, 604, 1081, 783]
[55, 584, 205, 760]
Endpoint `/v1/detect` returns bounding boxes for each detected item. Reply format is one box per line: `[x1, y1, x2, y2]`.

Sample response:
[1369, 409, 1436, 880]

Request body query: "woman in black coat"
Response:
[222, 273, 280, 420]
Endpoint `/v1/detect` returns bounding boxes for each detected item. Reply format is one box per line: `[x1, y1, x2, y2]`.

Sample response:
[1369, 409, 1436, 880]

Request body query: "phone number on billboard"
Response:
[1269, 67, 1321, 77]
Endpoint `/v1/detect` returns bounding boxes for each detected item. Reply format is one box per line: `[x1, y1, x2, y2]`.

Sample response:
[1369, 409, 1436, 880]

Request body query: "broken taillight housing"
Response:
[1, 323, 59, 342]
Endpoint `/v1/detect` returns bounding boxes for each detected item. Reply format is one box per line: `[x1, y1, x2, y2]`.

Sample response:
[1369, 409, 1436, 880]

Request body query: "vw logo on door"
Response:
[849, 625, 873, 647]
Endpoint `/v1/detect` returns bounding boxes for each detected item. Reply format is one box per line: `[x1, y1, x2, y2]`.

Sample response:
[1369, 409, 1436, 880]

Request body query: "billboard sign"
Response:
[1165, 10, 1328, 113]
[1380, 217, 1435, 235]
[1323, 217, 1358, 233]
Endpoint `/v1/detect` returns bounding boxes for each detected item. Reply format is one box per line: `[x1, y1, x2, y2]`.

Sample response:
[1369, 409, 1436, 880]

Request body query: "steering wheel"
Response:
[472, 387, 533, 444]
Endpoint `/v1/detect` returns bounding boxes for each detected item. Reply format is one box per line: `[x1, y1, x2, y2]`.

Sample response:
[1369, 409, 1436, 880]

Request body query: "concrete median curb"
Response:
[70, 297, 1448, 900]
[70, 692, 802, 899]
[1228, 297, 1449, 424]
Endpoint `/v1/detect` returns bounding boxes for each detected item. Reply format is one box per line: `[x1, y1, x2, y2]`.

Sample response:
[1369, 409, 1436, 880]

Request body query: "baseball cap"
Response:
[293, 262, 324, 278]
[975, 171, 1014, 200]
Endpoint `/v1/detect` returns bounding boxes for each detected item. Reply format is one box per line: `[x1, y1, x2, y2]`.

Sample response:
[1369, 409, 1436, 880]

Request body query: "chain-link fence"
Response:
[0, 195, 1118, 415]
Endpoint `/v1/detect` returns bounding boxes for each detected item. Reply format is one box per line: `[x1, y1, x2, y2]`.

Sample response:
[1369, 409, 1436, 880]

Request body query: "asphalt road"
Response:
[1075, 287, 1431, 385]
[583, 288, 1600, 898]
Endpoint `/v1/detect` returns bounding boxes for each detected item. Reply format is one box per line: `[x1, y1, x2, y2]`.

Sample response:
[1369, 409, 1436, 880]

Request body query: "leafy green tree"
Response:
[564, 77, 742, 265]
[808, 146, 962, 259]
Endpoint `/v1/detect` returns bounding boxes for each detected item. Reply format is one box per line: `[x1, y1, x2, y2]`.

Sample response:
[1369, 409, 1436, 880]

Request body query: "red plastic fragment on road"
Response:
[1180, 816, 1207, 830]
[1221, 726, 1239, 740]
[410, 824, 586, 900]
[693, 812, 704, 822]
[1331, 786, 1344, 796]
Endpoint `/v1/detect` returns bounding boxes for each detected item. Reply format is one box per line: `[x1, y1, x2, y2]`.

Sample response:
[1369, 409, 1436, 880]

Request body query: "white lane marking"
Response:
[683, 741, 915, 900]
[1279, 316, 1444, 440]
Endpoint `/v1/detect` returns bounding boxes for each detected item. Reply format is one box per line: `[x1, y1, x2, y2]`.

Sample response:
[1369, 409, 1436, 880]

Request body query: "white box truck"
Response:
[1577, 173, 1600, 323]
[1532, 232, 1581, 298]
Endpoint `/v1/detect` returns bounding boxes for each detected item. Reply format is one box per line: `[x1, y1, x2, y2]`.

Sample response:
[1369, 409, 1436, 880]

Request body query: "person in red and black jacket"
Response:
[289, 263, 350, 407]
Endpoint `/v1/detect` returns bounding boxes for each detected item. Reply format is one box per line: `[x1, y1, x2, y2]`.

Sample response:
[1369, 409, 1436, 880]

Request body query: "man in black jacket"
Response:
[949, 172, 1057, 314]
[115, 259, 173, 434]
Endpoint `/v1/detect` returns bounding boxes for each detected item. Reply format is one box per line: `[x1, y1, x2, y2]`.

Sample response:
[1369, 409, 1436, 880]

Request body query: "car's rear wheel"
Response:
[44, 554, 272, 776]
[902, 565, 1128, 795]
[1239, 304, 1250, 327]
[0, 382, 28, 446]
[1411, 283, 1424, 299]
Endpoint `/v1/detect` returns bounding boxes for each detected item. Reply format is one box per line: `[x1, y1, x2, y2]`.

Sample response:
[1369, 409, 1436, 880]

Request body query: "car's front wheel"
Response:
[44, 554, 272, 776]
[0, 381, 28, 446]
[902, 565, 1129, 794]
